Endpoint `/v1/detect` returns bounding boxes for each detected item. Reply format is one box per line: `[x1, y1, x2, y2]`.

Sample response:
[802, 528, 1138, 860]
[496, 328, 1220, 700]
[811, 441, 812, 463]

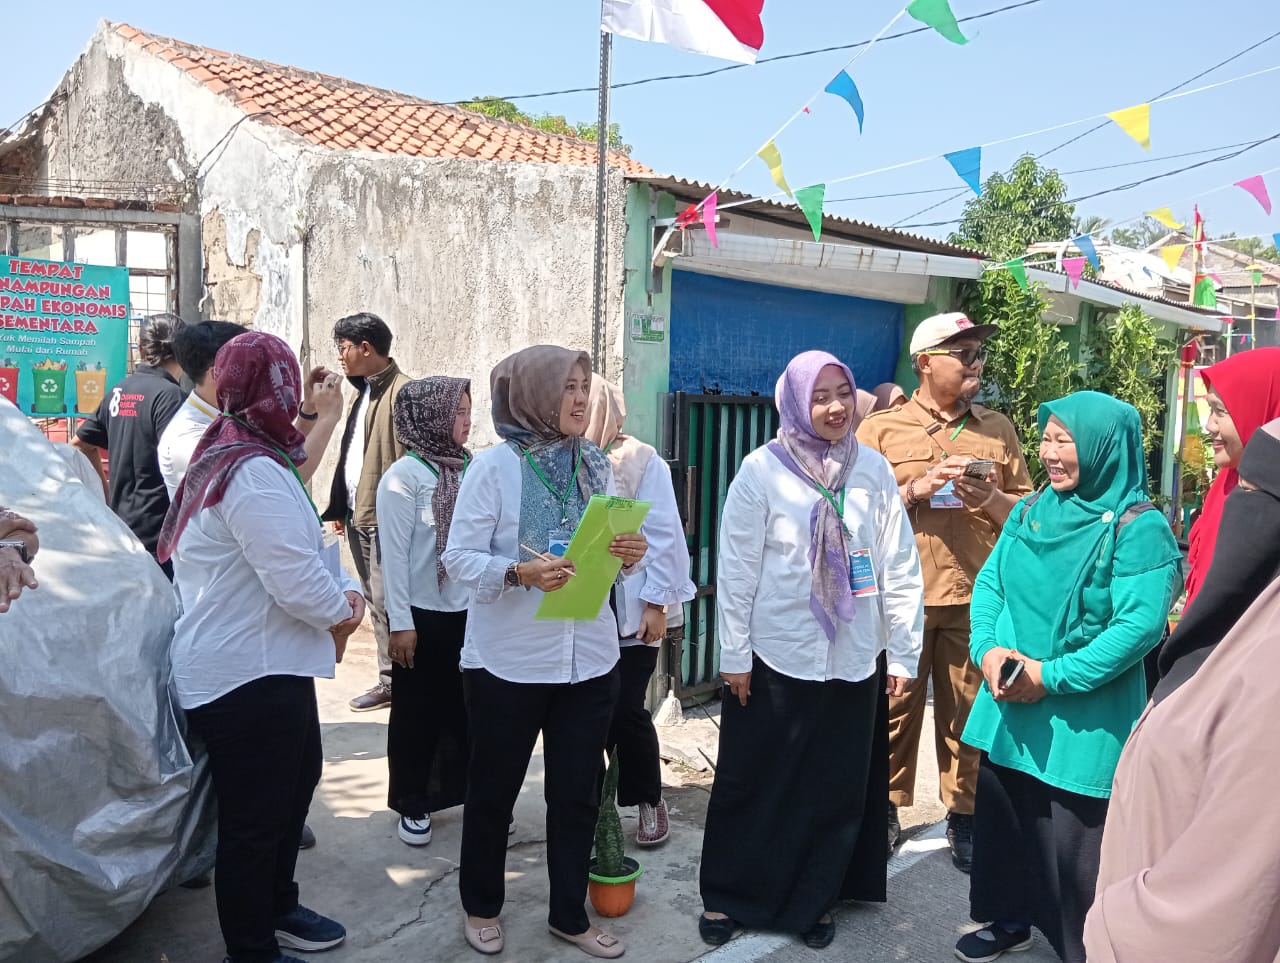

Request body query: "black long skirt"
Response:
[969, 754, 1108, 963]
[699, 655, 889, 933]
[386, 606, 470, 817]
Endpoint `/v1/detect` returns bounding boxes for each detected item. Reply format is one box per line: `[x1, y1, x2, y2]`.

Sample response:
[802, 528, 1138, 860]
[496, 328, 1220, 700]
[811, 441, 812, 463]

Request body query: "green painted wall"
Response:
[894, 276, 957, 392]
[620, 184, 674, 448]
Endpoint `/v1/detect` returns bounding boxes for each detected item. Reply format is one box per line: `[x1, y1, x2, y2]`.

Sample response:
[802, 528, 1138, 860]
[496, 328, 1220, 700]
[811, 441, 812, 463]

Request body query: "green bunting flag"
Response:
[1006, 258, 1029, 291]
[795, 184, 826, 241]
[906, 0, 969, 44]
[1193, 274, 1217, 309]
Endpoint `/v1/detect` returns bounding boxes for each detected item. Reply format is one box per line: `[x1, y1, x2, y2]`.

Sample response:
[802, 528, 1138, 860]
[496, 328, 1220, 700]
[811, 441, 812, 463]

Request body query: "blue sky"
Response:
[5, 1, 1278, 246]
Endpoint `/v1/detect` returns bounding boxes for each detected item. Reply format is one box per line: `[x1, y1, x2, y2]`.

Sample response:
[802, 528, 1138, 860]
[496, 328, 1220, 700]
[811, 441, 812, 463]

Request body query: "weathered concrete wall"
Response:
[302, 153, 626, 453]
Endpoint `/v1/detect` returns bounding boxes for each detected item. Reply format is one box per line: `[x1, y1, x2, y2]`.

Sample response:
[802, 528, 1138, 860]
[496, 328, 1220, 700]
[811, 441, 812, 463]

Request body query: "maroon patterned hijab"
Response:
[158, 332, 308, 562]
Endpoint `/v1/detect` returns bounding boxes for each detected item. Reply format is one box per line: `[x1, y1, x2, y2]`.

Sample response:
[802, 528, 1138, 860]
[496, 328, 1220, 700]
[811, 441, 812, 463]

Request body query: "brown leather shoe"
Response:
[549, 925, 625, 958]
[464, 915, 503, 955]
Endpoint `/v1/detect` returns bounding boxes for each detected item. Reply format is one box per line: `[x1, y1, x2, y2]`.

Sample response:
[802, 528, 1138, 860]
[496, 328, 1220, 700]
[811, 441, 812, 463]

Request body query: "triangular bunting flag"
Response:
[824, 71, 865, 133]
[1159, 244, 1186, 272]
[703, 191, 719, 247]
[1062, 257, 1087, 289]
[1234, 175, 1273, 215]
[1274, 233, 1280, 253]
[1193, 274, 1217, 309]
[1073, 234, 1100, 272]
[795, 184, 826, 241]
[943, 147, 982, 195]
[906, 0, 969, 44]
[1252, 269, 1264, 286]
[1006, 258, 1029, 291]
[675, 203, 699, 229]
[757, 139, 793, 198]
[1145, 208, 1183, 230]
[1107, 103, 1151, 151]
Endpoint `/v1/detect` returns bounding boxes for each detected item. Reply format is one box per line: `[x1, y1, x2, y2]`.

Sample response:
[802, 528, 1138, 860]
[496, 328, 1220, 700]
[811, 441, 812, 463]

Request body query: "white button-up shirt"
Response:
[716, 445, 924, 682]
[171, 456, 358, 709]
[444, 442, 621, 684]
[615, 451, 696, 645]
[376, 454, 471, 629]
[157, 392, 217, 497]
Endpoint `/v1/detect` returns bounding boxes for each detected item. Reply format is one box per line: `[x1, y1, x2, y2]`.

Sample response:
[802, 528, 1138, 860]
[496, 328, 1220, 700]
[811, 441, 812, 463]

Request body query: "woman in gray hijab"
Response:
[443, 346, 647, 959]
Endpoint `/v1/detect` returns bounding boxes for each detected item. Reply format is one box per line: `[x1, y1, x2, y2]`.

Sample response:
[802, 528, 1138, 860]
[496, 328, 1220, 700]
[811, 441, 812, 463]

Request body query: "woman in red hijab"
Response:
[1184, 347, 1280, 610]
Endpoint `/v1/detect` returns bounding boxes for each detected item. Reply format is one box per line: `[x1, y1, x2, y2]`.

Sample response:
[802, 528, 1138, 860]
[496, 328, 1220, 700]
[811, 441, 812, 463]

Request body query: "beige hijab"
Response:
[584, 377, 656, 500]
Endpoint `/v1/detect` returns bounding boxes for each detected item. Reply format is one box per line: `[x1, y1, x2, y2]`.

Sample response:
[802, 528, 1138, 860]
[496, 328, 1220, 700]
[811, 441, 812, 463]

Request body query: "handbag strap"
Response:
[906, 398, 961, 459]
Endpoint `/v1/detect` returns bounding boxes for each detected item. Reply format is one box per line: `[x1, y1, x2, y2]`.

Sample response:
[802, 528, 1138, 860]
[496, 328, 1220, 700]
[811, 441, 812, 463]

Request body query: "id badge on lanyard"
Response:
[548, 528, 574, 558]
[848, 548, 879, 597]
[931, 480, 963, 509]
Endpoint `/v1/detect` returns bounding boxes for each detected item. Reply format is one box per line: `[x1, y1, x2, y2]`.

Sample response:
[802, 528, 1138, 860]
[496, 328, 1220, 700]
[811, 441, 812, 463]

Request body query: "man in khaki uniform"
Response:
[857, 312, 1033, 873]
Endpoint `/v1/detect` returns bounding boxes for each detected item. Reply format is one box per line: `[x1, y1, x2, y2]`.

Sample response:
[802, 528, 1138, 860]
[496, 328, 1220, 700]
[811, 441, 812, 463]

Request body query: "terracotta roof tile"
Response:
[111, 22, 651, 175]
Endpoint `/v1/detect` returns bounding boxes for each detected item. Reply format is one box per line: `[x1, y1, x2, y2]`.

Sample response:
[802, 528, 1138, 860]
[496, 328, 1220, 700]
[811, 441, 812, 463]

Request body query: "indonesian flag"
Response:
[602, 0, 765, 64]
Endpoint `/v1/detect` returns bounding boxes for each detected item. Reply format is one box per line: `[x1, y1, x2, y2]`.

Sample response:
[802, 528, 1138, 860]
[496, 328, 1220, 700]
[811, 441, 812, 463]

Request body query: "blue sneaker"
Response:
[274, 905, 346, 952]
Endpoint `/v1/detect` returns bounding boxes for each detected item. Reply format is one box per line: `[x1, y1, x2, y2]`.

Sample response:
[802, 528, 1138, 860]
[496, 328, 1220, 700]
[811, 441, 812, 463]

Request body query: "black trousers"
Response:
[459, 665, 620, 935]
[185, 675, 323, 963]
[387, 607, 470, 817]
[604, 644, 662, 807]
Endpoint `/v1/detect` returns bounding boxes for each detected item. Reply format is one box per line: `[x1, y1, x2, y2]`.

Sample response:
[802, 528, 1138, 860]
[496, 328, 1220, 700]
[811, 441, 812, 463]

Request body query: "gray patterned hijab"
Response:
[392, 376, 471, 586]
[490, 346, 611, 556]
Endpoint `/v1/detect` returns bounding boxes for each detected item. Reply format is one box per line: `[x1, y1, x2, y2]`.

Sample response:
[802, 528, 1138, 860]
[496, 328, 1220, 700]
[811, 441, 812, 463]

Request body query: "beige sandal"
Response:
[464, 915, 504, 955]
[549, 924, 625, 959]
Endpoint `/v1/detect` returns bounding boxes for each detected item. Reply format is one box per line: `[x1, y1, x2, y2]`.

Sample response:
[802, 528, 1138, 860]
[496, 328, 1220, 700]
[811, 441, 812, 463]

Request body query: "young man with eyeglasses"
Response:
[321, 313, 413, 712]
[856, 311, 1033, 873]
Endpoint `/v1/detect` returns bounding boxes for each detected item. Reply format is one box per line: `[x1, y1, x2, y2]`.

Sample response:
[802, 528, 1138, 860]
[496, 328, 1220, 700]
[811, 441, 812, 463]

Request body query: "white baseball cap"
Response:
[908, 312, 999, 356]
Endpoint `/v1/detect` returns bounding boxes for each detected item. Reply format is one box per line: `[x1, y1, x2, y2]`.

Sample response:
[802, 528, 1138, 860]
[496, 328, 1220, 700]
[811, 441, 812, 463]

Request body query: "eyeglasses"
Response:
[334, 341, 357, 357]
[922, 346, 987, 367]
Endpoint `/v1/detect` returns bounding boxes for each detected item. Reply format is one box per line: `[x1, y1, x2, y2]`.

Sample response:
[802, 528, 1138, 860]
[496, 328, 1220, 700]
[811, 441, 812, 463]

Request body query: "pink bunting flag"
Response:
[703, 192, 719, 247]
[1234, 175, 1273, 215]
[1062, 257, 1087, 290]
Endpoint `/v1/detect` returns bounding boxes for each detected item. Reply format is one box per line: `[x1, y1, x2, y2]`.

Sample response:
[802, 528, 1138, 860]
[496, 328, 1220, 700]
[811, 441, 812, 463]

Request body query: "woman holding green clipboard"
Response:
[444, 345, 647, 959]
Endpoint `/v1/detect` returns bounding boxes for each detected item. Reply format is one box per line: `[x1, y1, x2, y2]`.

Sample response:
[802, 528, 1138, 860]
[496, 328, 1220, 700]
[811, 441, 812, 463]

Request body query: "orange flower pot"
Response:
[588, 856, 642, 918]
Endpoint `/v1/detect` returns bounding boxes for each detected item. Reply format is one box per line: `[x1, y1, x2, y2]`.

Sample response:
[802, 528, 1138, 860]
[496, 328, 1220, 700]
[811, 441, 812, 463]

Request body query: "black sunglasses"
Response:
[922, 346, 988, 367]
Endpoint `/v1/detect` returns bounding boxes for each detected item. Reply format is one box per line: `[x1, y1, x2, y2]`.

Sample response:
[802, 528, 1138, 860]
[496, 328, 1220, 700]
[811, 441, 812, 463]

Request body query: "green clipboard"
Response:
[535, 494, 651, 621]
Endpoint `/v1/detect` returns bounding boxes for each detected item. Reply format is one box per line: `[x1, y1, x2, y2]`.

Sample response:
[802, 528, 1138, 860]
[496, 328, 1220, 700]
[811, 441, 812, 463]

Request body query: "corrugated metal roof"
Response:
[629, 173, 987, 259]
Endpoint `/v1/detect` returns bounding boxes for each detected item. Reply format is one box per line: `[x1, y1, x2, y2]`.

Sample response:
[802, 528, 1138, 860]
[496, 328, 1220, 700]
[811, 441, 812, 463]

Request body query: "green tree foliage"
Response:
[963, 272, 1075, 480]
[459, 96, 631, 154]
[949, 155, 1076, 260]
[1109, 216, 1175, 250]
[1083, 304, 1176, 459]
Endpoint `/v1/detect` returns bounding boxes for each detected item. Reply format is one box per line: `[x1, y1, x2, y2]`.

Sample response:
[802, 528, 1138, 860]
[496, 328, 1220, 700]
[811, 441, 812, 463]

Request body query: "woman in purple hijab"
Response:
[697, 351, 924, 951]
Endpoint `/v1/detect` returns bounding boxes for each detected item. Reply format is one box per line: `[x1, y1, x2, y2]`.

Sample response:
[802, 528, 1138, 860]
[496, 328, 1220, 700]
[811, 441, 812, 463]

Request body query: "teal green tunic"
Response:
[962, 392, 1182, 798]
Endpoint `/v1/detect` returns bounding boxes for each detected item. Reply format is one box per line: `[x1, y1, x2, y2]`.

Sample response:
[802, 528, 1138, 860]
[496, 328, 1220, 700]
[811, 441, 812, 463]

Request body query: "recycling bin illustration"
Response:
[75, 366, 107, 414]
[31, 360, 68, 414]
[0, 363, 17, 405]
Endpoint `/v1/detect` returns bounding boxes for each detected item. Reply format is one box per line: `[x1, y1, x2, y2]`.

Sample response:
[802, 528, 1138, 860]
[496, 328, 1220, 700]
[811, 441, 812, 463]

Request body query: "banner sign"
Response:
[0, 256, 130, 417]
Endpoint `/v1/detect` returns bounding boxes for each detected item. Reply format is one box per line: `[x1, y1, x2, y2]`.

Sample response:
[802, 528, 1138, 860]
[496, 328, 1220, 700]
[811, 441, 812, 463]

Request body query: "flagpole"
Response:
[591, 27, 613, 376]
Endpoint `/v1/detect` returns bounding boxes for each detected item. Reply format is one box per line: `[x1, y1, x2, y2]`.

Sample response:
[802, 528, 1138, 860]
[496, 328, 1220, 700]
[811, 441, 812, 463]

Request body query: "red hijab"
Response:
[1184, 347, 1280, 607]
[157, 332, 308, 562]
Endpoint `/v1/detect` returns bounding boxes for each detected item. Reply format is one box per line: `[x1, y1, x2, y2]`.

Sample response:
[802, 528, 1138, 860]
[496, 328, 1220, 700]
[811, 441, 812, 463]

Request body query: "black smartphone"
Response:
[964, 459, 995, 480]
[999, 656, 1025, 688]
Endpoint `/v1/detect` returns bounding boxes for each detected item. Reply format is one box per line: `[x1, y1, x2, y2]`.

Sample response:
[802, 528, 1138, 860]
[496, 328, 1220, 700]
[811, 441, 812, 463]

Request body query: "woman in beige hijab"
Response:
[585, 378, 696, 848]
[1084, 418, 1280, 962]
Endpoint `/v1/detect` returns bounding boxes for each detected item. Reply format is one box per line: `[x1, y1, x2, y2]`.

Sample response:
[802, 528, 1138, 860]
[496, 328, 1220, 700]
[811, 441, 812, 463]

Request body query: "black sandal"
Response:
[802, 914, 835, 949]
[698, 913, 738, 946]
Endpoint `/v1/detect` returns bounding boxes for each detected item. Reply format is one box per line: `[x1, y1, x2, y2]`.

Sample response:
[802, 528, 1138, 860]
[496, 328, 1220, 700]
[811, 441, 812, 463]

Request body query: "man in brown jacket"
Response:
[856, 311, 1033, 872]
[322, 312, 412, 711]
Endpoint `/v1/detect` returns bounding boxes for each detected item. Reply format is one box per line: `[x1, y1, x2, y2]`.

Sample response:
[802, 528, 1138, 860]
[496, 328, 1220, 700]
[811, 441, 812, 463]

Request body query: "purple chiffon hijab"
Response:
[768, 350, 860, 641]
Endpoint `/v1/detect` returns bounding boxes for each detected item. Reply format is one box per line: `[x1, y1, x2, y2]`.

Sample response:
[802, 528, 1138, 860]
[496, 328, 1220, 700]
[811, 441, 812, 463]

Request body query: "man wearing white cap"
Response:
[856, 311, 1033, 873]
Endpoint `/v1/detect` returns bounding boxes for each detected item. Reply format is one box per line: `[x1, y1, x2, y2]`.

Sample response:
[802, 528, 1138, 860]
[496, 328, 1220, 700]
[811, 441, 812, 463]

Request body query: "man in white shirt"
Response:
[162, 322, 345, 497]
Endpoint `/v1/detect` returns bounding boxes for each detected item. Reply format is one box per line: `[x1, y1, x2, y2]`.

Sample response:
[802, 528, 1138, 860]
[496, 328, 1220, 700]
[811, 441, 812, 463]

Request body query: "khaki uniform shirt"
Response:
[856, 392, 1033, 607]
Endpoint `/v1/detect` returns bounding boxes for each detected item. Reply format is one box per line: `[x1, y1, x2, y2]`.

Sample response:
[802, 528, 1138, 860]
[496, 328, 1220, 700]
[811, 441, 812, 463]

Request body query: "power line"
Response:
[460, 0, 1049, 105]
[889, 29, 1280, 227]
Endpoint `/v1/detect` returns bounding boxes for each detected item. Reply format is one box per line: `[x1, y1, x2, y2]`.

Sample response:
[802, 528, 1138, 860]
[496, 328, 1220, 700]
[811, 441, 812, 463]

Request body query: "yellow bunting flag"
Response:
[1159, 244, 1187, 272]
[757, 140, 793, 198]
[1146, 208, 1184, 230]
[1107, 103, 1151, 152]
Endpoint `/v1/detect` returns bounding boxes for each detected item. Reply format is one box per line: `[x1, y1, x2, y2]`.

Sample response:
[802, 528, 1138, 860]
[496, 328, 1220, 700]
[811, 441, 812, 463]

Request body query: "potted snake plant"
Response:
[588, 749, 643, 917]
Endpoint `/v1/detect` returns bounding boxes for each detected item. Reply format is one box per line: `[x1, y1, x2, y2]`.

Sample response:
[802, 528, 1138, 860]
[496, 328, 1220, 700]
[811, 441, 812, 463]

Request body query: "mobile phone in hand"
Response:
[964, 459, 995, 480]
[999, 656, 1025, 688]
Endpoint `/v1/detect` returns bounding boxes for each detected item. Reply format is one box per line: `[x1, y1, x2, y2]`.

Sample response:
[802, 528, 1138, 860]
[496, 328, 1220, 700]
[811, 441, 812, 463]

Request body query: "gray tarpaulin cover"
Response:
[0, 400, 214, 961]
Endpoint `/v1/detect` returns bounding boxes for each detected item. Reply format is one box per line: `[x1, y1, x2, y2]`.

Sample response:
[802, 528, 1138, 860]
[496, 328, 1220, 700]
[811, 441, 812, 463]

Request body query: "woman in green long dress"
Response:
[954, 392, 1181, 963]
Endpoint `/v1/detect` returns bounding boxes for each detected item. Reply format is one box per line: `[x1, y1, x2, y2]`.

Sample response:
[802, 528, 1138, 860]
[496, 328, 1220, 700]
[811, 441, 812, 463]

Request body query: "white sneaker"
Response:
[399, 815, 432, 846]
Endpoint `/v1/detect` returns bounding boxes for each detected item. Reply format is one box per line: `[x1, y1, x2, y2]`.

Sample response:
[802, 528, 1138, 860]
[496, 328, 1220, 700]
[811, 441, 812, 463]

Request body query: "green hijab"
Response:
[1002, 391, 1152, 651]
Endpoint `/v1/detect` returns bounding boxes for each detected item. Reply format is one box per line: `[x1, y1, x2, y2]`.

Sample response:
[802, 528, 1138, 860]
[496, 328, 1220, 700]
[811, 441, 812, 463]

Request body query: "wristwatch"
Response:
[504, 562, 521, 589]
[0, 539, 30, 563]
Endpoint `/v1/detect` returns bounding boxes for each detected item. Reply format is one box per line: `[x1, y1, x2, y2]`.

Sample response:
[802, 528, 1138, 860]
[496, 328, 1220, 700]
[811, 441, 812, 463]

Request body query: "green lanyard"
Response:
[227, 414, 321, 524]
[948, 413, 970, 441]
[523, 446, 582, 526]
[409, 451, 470, 479]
